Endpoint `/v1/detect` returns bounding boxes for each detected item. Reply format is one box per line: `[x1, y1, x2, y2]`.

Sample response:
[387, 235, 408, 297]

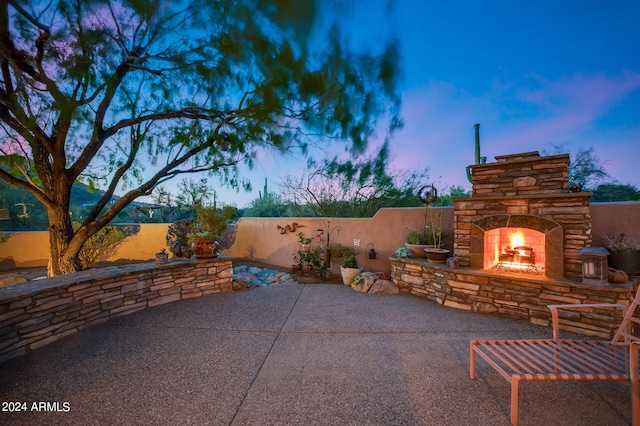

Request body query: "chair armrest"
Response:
[548, 303, 628, 339]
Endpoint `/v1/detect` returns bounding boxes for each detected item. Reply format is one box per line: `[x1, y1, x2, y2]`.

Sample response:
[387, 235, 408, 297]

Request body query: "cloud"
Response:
[388, 71, 640, 190]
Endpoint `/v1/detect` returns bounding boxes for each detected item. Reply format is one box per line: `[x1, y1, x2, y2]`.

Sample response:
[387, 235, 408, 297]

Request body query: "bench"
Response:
[470, 290, 640, 425]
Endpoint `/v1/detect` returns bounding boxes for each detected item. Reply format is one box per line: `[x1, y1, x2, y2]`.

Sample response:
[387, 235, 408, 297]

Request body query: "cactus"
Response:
[466, 123, 486, 183]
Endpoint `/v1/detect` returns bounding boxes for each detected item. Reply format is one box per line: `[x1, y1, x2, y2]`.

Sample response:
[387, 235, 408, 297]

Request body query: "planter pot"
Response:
[609, 249, 640, 276]
[405, 243, 436, 258]
[425, 248, 450, 264]
[340, 265, 363, 286]
[191, 237, 219, 259]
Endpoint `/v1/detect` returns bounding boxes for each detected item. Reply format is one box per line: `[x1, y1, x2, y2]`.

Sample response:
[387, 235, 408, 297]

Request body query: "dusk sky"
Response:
[198, 1, 640, 208]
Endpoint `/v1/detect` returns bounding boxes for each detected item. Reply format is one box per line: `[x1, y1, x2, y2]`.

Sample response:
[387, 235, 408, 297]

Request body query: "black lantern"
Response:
[368, 248, 377, 259]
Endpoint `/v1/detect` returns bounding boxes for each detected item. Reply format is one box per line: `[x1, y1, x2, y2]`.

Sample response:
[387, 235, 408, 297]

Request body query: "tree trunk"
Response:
[47, 205, 82, 277]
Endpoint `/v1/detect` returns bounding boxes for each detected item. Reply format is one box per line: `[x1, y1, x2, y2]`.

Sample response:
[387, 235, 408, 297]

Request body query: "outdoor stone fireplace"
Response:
[454, 151, 592, 281]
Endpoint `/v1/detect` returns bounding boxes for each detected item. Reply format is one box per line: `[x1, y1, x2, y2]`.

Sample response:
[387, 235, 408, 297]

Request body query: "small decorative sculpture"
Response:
[168, 240, 193, 258]
[277, 223, 304, 234]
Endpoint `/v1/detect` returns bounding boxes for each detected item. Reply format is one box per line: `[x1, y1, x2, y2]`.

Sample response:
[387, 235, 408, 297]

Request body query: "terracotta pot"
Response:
[191, 237, 218, 258]
[425, 248, 450, 264]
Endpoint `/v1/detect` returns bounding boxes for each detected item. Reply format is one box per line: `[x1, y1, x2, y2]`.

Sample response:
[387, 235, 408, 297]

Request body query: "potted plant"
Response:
[422, 188, 450, 264]
[188, 203, 236, 259]
[405, 229, 438, 258]
[340, 251, 363, 286]
[292, 232, 326, 276]
[602, 229, 640, 276]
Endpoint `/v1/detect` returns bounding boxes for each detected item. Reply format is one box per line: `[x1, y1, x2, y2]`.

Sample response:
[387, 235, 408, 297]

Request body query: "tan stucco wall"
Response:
[226, 207, 455, 274]
[1, 202, 638, 273]
[0, 224, 170, 271]
[590, 202, 640, 247]
[0, 232, 50, 270]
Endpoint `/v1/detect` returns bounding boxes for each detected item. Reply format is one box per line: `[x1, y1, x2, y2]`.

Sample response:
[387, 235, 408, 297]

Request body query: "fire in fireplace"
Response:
[485, 227, 545, 275]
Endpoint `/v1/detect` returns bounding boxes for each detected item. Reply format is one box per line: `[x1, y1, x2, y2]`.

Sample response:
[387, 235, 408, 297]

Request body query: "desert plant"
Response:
[73, 223, 128, 269]
[342, 252, 359, 268]
[327, 243, 354, 258]
[406, 230, 429, 245]
[193, 204, 237, 239]
[601, 230, 640, 251]
[427, 206, 445, 250]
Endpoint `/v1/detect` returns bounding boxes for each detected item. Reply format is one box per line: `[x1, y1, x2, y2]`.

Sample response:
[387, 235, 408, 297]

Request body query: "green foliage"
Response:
[431, 185, 471, 207]
[292, 233, 326, 275]
[193, 203, 237, 239]
[342, 252, 359, 268]
[73, 224, 128, 269]
[591, 184, 640, 202]
[427, 207, 445, 250]
[406, 230, 429, 245]
[296, 232, 314, 245]
[327, 243, 354, 258]
[243, 178, 289, 217]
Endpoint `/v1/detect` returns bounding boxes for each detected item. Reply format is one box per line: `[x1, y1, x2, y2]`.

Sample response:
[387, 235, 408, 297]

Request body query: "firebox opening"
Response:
[484, 227, 545, 275]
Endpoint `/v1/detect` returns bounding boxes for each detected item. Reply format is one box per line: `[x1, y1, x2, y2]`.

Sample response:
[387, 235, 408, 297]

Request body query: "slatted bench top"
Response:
[471, 339, 629, 381]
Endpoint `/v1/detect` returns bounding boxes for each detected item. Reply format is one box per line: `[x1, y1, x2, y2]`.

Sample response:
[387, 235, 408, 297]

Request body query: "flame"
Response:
[510, 231, 524, 248]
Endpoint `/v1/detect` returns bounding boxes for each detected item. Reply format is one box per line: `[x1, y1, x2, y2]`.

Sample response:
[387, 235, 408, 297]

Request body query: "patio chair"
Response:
[470, 287, 640, 425]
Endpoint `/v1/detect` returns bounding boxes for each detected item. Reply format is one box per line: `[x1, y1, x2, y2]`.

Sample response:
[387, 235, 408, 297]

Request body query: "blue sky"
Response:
[198, 1, 640, 207]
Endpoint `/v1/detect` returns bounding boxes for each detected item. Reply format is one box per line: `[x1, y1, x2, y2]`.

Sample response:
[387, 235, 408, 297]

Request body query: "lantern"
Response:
[368, 248, 377, 259]
[581, 247, 609, 286]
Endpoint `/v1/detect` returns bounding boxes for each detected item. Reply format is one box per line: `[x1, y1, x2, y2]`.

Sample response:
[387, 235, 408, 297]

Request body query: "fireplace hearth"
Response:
[454, 151, 592, 281]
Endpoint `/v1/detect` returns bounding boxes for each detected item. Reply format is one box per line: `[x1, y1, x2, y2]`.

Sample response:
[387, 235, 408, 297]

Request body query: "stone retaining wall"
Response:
[0, 258, 233, 363]
[391, 256, 639, 339]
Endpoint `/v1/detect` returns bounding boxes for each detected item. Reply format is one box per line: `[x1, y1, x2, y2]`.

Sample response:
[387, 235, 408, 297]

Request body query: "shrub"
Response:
[74, 224, 128, 268]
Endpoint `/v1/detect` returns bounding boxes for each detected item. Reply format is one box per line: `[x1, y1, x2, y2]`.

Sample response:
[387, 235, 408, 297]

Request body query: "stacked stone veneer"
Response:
[391, 257, 638, 339]
[0, 258, 233, 363]
[455, 151, 592, 280]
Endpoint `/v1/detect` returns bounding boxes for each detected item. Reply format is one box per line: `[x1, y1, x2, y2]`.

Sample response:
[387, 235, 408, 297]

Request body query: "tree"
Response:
[0, 0, 401, 275]
[591, 183, 640, 202]
[545, 145, 609, 191]
[281, 142, 428, 217]
[432, 185, 471, 207]
[568, 147, 610, 190]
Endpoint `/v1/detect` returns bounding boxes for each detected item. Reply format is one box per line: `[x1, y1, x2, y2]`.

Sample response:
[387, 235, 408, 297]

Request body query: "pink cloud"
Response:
[386, 71, 640, 191]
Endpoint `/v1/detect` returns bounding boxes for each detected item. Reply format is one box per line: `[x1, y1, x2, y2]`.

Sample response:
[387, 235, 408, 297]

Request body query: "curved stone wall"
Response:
[0, 258, 233, 364]
[391, 256, 639, 339]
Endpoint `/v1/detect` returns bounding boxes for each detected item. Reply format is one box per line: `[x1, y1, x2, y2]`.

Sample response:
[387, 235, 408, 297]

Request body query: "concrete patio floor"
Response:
[0, 283, 632, 425]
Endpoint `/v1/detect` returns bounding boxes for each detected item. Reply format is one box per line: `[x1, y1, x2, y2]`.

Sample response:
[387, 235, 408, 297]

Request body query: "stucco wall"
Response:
[0, 224, 170, 271]
[227, 207, 455, 274]
[1, 202, 638, 273]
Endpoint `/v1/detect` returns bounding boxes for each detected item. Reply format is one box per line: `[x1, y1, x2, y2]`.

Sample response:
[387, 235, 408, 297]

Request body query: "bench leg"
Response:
[470, 341, 476, 379]
[631, 342, 639, 426]
[511, 376, 520, 426]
